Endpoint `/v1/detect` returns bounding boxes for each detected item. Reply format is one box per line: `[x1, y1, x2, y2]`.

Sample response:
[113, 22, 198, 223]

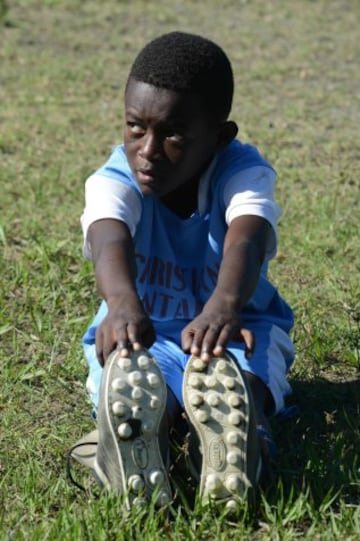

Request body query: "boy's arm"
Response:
[181, 214, 271, 362]
[88, 218, 155, 365]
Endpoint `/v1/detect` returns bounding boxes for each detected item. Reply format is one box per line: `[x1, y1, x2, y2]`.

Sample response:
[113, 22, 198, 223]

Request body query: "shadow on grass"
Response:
[164, 374, 360, 520]
[272, 375, 360, 506]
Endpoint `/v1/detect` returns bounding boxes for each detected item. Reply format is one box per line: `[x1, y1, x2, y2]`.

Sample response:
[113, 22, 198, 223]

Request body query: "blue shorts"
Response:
[84, 318, 294, 416]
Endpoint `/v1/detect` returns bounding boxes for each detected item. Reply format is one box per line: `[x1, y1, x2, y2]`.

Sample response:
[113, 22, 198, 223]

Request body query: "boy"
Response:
[71, 31, 295, 511]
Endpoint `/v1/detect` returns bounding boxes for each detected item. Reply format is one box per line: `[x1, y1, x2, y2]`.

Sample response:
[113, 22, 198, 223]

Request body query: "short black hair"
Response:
[128, 31, 234, 120]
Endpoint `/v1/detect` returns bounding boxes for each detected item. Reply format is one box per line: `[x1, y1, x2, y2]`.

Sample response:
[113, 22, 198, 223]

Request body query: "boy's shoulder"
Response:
[89, 145, 139, 196]
[96, 145, 134, 184]
[216, 140, 275, 177]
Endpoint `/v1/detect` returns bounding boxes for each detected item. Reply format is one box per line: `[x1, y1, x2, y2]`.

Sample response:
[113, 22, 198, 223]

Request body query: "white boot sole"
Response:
[183, 353, 261, 511]
[95, 349, 172, 509]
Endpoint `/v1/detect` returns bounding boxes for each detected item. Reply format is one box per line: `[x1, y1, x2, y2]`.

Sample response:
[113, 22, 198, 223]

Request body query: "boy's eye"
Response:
[126, 121, 145, 135]
[125, 120, 187, 148]
[165, 131, 186, 147]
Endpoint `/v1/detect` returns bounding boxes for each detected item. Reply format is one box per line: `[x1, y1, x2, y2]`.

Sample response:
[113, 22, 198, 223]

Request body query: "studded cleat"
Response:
[183, 352, 262, 509]
[94, 349, 171, 509]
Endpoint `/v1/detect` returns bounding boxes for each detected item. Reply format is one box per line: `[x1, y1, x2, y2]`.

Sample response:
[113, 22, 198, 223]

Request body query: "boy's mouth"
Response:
[137, 168, 157, 184]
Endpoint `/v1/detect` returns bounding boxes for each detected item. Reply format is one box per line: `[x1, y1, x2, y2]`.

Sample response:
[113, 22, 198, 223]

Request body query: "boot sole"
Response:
[183, 352, 261, 511]
[95, 349, 171, 509]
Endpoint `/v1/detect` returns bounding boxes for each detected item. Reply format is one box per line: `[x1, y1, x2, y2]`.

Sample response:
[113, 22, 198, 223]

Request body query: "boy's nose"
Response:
[138, 131, 161, 161]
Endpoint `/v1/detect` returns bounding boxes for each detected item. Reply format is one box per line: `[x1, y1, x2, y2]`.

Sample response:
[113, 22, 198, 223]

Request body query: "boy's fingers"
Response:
[212, 343, 224, 356]
[127, 320, 156, 350]
[96, 348, 105, 367]
[127, 322, 142, 348]
[96, 328, 115, 366]
[116, 342, 131, 357]
[213, 323, 233, 352]
[190, 328, 208, 356]
[240, 328, 255, 358]
[181, 336, 192, 353]
[181, 326, 200, 353]
[95, 329, 104, 365]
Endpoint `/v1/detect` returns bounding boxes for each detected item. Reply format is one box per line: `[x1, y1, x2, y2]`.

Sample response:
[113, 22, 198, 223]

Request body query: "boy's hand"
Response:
[181, 215, 270, 363]
[88, 219, 156, 366]
[95, 297, 156, 366]
[181, 299, 255, 363]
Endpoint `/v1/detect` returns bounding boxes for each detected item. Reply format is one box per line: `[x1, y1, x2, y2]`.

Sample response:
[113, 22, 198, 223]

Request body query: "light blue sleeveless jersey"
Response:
[83, 140, 293, 346]
[82, 141, 295, 412]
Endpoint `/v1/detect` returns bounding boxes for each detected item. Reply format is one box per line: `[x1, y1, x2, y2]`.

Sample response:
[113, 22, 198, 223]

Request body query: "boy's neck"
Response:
[160, 177, 200, 218]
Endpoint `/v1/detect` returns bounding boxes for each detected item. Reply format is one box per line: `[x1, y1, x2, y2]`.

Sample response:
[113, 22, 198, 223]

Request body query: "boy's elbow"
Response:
[89, 219, 133, 262]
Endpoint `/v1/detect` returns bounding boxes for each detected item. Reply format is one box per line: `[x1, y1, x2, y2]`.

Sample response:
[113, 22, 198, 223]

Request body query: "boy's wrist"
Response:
[206, 288, 244, 314]
[106, 289, 141, 310]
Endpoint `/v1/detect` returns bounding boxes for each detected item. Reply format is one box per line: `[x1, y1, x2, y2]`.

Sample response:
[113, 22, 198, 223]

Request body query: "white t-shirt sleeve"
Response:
[223, 166, 281, 261]
[80, 173, 142, 260]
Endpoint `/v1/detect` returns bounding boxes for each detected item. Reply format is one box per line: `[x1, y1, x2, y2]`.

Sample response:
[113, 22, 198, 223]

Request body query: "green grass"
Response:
[0, 0, 359, 539]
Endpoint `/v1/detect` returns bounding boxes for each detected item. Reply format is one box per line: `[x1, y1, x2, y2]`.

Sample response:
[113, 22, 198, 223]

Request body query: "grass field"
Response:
[0, 0, 359, 539]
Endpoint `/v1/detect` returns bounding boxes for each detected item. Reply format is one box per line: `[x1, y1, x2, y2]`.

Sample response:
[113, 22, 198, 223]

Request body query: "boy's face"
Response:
[124, 78, 222, 198]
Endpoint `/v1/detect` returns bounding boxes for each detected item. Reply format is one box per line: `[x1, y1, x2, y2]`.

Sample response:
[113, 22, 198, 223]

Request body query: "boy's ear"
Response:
[217, 121, 238, 148]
